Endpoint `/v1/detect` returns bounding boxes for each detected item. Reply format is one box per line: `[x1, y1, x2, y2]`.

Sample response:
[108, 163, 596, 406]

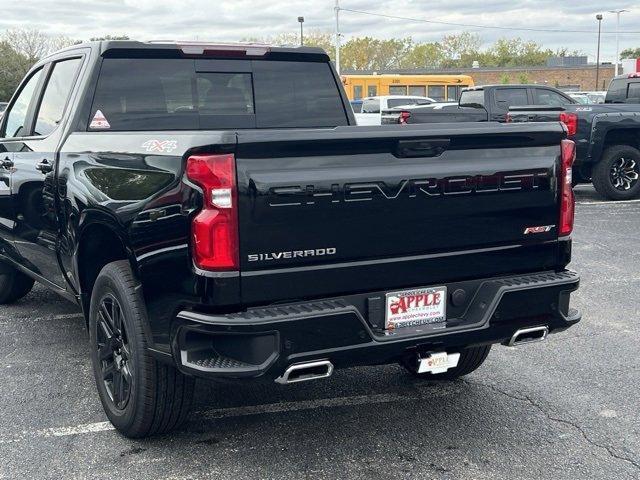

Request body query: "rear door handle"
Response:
[36, 159, 53, 174]
[1, 157, 13, 169]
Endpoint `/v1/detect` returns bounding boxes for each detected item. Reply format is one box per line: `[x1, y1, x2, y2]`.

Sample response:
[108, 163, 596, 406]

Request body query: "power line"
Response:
[340, 8, 640, 35]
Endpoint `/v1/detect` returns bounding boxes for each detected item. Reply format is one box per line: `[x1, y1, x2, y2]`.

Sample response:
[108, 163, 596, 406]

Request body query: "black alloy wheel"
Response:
[610, 156, 639, 191]
[592, 145, 640, 200]
[96, 293, 133, 410]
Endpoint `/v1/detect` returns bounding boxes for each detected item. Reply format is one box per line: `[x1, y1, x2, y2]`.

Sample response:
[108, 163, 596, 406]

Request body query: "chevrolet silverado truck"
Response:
[382, 84, 577, 125]
[0, 40, 580, 438]
[508, 101, 640, 200]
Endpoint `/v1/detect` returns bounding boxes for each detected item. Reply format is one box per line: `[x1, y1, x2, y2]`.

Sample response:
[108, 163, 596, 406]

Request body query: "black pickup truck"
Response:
[382, 84, 577, 125]
[0, 41, 580, 437]
[508, 102, 640, 200]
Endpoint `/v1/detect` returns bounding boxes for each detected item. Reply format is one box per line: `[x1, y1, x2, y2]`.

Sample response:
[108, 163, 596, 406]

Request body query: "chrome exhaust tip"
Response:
[275, 360, 334, 384]
[508, 326, 549, 347]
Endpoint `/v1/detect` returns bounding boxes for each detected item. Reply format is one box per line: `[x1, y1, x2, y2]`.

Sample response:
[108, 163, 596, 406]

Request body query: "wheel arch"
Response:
[603, 127, 640, 151]
[73, 211, 139, 323]
[589, 114, 640, 167]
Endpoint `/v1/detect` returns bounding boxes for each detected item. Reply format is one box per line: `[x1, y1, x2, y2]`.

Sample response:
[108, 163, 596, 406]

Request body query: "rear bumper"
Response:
[171, 270, 580, 381]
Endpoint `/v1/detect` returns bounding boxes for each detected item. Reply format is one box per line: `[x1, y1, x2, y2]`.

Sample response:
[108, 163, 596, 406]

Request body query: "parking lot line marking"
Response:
[577, 199, 640, 205]
[0, 386, 459, 444]
[0, 421, 115, 444]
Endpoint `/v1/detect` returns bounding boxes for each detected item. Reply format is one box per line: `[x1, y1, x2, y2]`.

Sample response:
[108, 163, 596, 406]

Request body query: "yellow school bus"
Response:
[341, 74, 475, 102]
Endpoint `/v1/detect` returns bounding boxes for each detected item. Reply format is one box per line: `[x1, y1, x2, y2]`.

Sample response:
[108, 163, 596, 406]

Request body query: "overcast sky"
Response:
[0, 1, 638, 63]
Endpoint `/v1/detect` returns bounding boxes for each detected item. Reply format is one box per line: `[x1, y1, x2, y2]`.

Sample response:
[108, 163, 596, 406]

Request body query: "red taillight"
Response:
[559, 139, 576, 236]
[559, 112, 577, 136]
[399, 111, 411, 124]
[186, 154, 239, 271]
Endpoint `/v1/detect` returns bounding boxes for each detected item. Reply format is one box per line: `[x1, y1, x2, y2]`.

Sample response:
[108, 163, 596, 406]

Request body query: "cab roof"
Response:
[43, 40, 329, 62]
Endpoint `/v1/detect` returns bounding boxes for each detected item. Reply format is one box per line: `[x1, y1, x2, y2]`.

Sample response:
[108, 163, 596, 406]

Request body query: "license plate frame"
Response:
[385, 286, 447, 331]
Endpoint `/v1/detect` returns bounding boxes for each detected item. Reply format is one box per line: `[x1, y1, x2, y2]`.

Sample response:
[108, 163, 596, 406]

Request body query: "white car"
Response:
[568, 91, 606, 104]
[355, 96, 435, 125]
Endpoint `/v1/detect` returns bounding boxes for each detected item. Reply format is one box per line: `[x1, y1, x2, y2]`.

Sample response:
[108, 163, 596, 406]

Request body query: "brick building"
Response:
[343, 65, 616, 92]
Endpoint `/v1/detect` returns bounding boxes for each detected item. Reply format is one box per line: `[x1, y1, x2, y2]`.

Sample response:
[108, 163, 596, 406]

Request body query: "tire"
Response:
[88, 260, 195, 438]
[592, 145, 640, 200]
[0, 261, 35, 304]
[403, 345, 491, 381]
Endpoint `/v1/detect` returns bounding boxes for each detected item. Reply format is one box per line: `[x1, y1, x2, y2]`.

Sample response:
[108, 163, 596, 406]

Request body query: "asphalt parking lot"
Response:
[1, 185, 639, 480]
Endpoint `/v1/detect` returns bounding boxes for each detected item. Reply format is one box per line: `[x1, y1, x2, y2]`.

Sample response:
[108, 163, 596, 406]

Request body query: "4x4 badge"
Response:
[142, 140, 178, 153]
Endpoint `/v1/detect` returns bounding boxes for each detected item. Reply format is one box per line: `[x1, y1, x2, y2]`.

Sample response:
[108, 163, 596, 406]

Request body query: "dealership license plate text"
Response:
[385, 286, 447, 330]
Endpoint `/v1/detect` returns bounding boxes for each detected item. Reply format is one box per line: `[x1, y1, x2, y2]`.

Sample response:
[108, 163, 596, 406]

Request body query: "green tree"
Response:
[499, 73, 511, 84]
[89, 35, 131, 41]
[339, 37, 414, 70]
[0, 41, 31, 101]
[517, 72, 530, 84]
[247, 31, 334, 59]
[621, 47, 640, 59]
[441, 32, 481, 67]
[239, 29, 575, 72]
[401, 42, 444, 68]
[554, 47, 584, 57]
[483, 38, 552, 67]
[3, 28, 76, 63]
[441, 32, 481, 59]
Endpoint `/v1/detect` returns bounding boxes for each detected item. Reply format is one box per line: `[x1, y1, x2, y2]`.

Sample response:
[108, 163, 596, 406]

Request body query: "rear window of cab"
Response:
[89, 58, 349, 130]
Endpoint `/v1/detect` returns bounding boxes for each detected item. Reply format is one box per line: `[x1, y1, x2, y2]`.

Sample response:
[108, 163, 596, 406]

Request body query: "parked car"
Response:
[584, 91, 606, 104]
[568, 92, 606, 104]
[508, 101, 640, 200]
[382, 84, 577, 124]
[605, 73, 640, 104]
[0, 40, 580, 438]
[568, 93, 590, 104]
[356, 95, 434, 125]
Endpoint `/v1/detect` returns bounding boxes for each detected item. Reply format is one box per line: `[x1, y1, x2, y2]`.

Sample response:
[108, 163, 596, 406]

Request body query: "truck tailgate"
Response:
[234, 123, 566, 304]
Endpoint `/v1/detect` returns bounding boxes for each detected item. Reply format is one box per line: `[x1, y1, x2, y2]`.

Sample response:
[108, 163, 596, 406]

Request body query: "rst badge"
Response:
[524, 225, 555, 234]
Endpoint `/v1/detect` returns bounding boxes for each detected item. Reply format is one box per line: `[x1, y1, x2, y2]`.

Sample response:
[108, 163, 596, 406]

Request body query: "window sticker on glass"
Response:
[90, 110, 111, 129]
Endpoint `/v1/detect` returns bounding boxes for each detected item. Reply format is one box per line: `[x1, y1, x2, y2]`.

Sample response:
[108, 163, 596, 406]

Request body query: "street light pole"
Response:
[298, 16, 304, 46]
[608, 9, 629, 76]
[596, 14, 603, 90]
[334, 0, 341, 75]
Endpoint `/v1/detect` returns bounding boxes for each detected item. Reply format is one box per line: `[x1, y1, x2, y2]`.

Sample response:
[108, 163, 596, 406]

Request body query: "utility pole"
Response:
[609, 9, 629, 76]
[298, 16, 304, 46]
[335, 0, 341, 75]
[596, 14, 603, 90]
